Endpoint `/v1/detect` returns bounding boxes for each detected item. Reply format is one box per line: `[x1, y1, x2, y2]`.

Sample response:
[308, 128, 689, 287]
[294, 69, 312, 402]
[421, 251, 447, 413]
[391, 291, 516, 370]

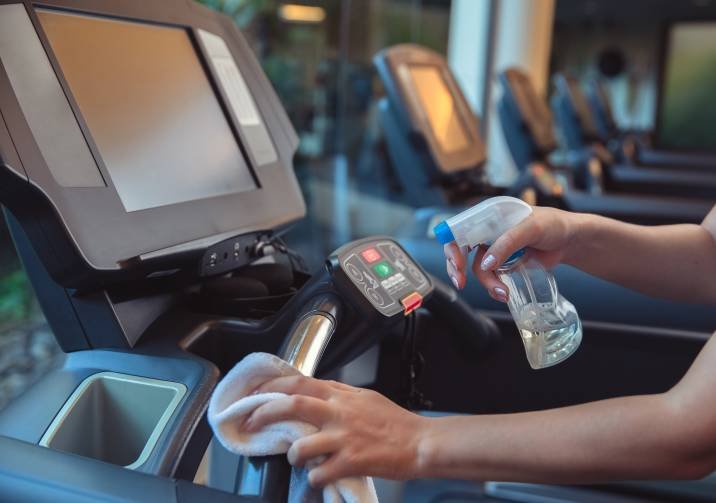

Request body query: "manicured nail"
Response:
[481, 254, 497, 271]
[450, 275, 459, 289]
[448, 257, 456, 269]
[493, 287, 508, 302]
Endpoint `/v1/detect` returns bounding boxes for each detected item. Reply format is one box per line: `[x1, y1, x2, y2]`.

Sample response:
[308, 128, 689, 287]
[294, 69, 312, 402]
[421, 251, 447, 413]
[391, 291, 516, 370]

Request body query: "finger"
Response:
[443, 242, 466, 274]
[446, 257, 466, 290]
[255, 375, 334, 400]
[473, 247, 509, 303]
[245, 395, 333, 432]
[480, 217, 540, 271]
[288, 432, 342, 467]
[309, 453, 355, 488]
[324, 379, 363, 393]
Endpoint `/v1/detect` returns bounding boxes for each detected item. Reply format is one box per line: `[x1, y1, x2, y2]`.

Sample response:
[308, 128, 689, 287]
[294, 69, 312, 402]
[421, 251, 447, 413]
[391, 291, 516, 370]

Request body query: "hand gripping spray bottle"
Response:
[434, 196, 582, 369]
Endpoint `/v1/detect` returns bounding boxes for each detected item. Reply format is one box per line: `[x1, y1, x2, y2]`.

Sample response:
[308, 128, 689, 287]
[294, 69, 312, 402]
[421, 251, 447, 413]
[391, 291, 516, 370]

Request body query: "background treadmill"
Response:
[585, 78, 716, 171]
[372, 47, 715, 331]
[552, 73, 716, 199]
[498, 68, 714, 224]
[372, 43, 501, 209]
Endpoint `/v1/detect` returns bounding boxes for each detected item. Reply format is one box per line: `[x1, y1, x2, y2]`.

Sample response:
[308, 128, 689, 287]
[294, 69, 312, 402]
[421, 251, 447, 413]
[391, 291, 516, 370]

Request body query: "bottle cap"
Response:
[433, 220, 455, 245]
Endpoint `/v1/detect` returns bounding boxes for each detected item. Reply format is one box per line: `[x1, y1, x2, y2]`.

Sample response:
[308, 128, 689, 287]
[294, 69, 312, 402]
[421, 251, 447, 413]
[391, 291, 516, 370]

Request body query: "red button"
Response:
[401, 292, 423, 315]
[361, 248, 382, 263]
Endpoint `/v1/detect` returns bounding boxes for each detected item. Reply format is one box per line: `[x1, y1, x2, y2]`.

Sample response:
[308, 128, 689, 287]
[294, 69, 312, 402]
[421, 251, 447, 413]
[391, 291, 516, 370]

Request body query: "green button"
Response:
[373, 262, 394, 278]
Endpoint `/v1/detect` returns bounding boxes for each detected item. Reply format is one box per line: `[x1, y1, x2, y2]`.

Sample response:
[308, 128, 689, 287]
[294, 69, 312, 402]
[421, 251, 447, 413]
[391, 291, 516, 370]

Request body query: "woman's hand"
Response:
[444, 206, 584, 302]
[245, 376, 429, 487]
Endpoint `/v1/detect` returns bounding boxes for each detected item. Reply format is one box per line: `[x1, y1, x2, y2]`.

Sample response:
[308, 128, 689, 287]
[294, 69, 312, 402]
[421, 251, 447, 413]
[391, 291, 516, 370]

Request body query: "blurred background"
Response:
[2, 0, 716, 409]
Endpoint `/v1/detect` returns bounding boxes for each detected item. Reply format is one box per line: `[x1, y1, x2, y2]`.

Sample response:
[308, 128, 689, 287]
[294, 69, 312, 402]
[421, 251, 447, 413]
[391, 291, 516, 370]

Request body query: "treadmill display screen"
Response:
[657, 22, 716, 152]
[38, 10, 257, 212]
[408, 65, 469, 154]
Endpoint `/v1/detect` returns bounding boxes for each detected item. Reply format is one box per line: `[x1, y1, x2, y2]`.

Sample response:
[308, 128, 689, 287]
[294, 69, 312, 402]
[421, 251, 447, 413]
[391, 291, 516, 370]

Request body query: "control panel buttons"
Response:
[346, 262, 364, 282]
[338, 239, 431, 317]
[372, 261, 394, 278]
[361, 247, 382, 263]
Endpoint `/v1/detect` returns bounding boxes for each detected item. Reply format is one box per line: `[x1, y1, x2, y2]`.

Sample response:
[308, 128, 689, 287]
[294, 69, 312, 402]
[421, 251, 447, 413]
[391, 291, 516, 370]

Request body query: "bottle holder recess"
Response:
[39, 372, 187, 469]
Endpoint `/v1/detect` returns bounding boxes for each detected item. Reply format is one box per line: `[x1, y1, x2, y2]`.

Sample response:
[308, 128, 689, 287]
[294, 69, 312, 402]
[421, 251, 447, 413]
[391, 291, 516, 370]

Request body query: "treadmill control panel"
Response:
[335, 238, 433, 317]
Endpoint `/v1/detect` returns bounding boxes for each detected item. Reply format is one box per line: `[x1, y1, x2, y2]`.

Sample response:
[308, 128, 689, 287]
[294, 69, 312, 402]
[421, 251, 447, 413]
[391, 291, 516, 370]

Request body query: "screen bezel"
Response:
[500, 69, 558, 154]
[381, 44, 486, 175]
[37, 8, 261, 212]
[654, 19, 716, 153]
[406, 63, 472, 156]
[560, 75, 600, 140]
[0, 0, 304, 276]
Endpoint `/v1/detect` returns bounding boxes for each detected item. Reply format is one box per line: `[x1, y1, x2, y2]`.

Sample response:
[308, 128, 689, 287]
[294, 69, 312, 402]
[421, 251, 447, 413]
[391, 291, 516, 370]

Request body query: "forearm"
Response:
[564, 212, 716, 304]
[416, 393, 702, 484]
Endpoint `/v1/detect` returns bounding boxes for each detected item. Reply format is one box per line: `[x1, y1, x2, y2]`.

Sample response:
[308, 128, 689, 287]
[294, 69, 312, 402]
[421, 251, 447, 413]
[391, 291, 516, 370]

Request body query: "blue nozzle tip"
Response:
[433, 221, 455, 245]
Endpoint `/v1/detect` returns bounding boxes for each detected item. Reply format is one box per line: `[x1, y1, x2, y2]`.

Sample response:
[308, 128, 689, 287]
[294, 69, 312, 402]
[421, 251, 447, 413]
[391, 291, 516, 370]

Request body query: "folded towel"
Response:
[208, 352, 379, 503]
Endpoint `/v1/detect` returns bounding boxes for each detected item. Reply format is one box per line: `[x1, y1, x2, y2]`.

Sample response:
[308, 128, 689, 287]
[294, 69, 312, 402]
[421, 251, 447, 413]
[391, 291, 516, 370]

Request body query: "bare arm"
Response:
[418, 333, 716, 483]
[564, 209, 716, 304]
[247, 334, 716, 486]
[446, 205, 716, 305]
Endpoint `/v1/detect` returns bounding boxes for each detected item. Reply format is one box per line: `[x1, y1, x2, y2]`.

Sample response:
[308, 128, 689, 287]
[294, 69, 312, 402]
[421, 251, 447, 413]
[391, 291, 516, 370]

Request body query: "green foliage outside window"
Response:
[0, 268, 39, 333]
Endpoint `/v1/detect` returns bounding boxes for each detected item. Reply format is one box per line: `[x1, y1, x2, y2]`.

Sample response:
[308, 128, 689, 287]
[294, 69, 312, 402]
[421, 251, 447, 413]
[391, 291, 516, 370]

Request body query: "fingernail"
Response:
[481, 254, 496, 271]
[448, 257, 456, 269]
[493, 287, 508, 302]
[243, 417, 254, 431]
[450, 275, 459, 289]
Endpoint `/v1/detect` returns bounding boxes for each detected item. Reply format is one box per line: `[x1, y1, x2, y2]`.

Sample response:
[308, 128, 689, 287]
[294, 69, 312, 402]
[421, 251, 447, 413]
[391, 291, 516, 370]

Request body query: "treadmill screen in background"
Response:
[408, 65, 469, 154]
[657, 22, 716, 152]
[37, 10, 257, 212]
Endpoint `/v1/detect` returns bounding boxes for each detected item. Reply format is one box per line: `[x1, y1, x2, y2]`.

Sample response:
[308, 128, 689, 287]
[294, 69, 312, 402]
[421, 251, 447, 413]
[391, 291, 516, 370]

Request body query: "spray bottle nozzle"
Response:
[432, 196, 533, 250]
[434, 221, 455, 245]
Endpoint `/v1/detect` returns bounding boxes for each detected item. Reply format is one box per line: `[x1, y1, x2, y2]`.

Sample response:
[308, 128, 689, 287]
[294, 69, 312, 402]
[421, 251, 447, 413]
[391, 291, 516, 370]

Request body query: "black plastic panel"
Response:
[0, 0, 304, 287]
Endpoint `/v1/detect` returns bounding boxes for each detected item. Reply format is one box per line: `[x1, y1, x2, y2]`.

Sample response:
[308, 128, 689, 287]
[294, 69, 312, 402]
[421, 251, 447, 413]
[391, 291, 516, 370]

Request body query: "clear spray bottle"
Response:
[434, 196, 582, 369]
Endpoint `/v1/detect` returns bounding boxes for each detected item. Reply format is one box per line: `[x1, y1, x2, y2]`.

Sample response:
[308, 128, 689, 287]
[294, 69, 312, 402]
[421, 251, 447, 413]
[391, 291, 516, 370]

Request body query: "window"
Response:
[198, 0, 453, 268]
[0, 220, 61, 411]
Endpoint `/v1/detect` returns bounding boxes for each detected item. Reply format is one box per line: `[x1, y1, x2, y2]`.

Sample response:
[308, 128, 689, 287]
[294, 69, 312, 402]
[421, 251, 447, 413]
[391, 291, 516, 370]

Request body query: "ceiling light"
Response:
[279, 4, 326, 23]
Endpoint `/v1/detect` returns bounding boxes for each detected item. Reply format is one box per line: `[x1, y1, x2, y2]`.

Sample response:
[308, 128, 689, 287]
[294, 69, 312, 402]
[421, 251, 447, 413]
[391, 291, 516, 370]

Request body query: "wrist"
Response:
[563, 212, 598, 266]
[413, 416, 441, 479]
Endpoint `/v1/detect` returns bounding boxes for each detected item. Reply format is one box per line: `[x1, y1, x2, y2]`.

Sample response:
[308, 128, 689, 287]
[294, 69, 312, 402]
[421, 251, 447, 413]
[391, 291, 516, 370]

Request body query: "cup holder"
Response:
[39, 372, 186, 469]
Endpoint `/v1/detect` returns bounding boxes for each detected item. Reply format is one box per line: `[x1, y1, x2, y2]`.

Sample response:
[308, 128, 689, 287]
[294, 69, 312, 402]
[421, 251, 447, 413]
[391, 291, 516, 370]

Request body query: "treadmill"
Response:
[372, 44, 537, 209]
[587, 86, 716, 172]
[372, 46, 716, 332]
[0, 4, 715, 503]
[499, 68, 714, 224]
[0, 2, 502, 500]
[552, 73, 716, 199]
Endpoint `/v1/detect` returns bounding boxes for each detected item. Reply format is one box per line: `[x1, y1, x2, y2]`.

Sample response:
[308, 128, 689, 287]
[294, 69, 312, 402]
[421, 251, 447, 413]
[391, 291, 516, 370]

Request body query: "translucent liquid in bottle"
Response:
[498, 258, 582, 369]
[514, 298, 582, 369]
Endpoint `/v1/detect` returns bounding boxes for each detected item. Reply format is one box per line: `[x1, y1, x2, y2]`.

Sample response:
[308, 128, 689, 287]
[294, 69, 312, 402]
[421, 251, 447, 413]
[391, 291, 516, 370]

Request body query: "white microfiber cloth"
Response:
[208, 352, 379, 503]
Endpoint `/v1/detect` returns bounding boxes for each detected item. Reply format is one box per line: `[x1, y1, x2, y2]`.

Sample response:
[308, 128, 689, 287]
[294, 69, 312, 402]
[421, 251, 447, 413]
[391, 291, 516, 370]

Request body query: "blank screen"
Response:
[658, 22, 716, 152]
[38, 10, 257, 212]
[408, 65, 469, 154]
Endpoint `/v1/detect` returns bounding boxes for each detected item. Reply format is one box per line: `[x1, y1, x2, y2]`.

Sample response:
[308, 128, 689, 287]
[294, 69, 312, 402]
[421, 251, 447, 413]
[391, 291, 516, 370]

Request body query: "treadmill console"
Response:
[374, 44, 486, 176]
[0, 1, 305, 288]
[332, 238, 433, 317]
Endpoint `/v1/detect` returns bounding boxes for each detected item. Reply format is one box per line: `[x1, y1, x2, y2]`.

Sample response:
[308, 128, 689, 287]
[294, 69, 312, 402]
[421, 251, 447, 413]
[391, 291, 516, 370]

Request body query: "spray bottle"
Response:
[433, 196, 581, 369]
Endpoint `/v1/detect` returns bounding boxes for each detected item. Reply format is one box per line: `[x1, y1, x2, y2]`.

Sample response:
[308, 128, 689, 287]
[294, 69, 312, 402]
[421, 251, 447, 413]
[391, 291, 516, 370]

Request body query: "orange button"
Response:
[401, 292, 423, 315]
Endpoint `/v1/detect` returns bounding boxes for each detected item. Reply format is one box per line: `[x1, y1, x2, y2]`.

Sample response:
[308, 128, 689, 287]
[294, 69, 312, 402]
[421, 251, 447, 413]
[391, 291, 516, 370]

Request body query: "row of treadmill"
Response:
[372, 43, 716, 333]
[0, 2, 714, 502]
